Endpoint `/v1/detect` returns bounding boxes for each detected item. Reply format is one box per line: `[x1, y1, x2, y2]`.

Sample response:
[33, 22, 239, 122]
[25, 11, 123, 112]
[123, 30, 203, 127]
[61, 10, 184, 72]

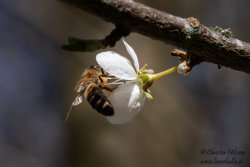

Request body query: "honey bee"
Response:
[65, 65, 115, 122]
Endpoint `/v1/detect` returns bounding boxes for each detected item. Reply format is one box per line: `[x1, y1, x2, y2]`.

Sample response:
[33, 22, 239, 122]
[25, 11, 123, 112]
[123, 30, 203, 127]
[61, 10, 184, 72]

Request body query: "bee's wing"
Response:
[75, 80, 82, 92]
[96, 51, 137, 80]
[106, 83, 145, 124]
[74, 78, 88, 92]
[72, 93, 84, 106]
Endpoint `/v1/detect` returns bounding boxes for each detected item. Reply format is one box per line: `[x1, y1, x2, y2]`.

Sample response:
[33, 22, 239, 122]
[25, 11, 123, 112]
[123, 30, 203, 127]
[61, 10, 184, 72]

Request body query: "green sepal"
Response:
[137, 77, 143, 86]
[137, 74, 149, 87]
[144, 91, 153, 101]
[138, 64, 148, 73]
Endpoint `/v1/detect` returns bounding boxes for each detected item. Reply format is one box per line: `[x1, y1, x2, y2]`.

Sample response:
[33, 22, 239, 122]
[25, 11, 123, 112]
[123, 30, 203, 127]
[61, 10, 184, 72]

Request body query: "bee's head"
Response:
[89, 64, 110, 76]
[89, 65, 102, 71]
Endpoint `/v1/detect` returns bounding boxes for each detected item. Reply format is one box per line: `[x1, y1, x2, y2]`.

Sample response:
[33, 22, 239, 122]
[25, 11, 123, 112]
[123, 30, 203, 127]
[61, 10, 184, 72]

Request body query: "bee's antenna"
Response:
[65, 105, 74, 123]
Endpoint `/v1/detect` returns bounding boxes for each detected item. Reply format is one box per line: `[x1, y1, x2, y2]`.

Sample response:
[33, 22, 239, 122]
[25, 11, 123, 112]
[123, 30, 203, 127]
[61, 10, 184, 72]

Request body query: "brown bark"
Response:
[62, 0, 250, 74]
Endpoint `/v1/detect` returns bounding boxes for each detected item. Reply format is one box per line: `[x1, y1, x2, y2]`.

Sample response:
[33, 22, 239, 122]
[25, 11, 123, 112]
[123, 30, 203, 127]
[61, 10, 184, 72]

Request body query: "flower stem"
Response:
[150, 66, 177, 80]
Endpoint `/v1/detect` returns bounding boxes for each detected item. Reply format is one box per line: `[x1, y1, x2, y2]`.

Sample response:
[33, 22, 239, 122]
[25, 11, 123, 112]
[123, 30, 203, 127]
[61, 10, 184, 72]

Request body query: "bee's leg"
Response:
[99, 84, 114, 92]
[107, 75, 116, 78]
[99, 74, 117, 83]
[99, 74, 109, 78]
[100, 74, 117, 79]
[101, 67, 105, 75]
[99, 75, 104, 83]
[107, 75, 117, 80]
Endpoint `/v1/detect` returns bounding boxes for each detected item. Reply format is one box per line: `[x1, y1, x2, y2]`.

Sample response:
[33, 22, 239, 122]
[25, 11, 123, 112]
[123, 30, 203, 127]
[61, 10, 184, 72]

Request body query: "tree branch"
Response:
[62, 25, 130, 51]
[62, 0, 250, 74]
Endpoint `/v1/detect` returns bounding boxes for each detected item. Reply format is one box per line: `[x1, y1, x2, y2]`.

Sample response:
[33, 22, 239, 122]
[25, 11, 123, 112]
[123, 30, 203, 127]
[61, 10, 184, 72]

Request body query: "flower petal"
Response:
[122, 39, 139, 72]
[106, 83, 145, 124]
[96, 51, 136, 80]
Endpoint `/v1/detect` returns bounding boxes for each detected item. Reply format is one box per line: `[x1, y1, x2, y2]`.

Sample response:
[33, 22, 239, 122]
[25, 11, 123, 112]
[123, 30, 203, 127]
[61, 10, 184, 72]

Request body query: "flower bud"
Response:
[177, 61, 188, 75]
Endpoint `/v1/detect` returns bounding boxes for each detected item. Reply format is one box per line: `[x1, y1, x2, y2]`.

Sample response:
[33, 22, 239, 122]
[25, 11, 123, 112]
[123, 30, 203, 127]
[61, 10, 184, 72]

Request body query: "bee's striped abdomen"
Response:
[85, 84, 114, 116]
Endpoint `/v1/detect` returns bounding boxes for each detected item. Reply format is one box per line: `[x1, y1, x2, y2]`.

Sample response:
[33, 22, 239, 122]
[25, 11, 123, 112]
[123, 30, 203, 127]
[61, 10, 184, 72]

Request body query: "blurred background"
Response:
[0, 0, 249, 167]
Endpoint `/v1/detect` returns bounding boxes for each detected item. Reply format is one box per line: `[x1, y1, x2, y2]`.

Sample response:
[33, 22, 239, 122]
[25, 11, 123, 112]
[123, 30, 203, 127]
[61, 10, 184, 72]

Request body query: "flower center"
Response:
[136, 65, 178, 100]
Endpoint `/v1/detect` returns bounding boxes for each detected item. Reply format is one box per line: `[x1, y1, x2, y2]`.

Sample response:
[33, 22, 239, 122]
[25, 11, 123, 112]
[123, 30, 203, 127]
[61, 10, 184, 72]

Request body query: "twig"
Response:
[62, 25, 130, 51]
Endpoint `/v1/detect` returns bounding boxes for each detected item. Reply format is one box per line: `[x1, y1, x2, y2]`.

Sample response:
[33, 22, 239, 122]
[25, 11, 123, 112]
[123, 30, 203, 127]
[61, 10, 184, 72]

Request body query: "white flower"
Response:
[96, 39, 146, 124]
